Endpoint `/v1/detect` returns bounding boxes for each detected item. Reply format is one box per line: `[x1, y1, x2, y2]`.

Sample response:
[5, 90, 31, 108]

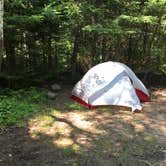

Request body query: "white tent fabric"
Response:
[71, 61, 150, 112]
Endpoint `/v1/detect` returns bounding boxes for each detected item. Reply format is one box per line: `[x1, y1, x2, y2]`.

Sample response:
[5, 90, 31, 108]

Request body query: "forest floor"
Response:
[0, 86, 166, 166]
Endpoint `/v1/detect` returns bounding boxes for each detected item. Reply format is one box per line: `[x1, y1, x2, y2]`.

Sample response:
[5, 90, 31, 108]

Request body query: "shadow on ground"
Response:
[0, 87, 166, 166]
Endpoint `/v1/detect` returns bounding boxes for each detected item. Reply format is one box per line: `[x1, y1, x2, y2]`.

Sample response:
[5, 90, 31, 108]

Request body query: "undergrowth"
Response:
[0, 87, 47, 128]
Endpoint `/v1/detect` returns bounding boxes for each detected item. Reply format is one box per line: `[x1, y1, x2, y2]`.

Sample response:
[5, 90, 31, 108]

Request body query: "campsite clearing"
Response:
[0, 87, 166, 166]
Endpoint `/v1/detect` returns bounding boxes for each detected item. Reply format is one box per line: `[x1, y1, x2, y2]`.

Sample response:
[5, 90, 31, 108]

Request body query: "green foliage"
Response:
[160, 64, 166, 74]
[117, 15, 158, 25]
[2, 0, 166, 87]
[6, 15, 44, 26]
[0, 88, 47, 128]
[82, 24, 122, 35]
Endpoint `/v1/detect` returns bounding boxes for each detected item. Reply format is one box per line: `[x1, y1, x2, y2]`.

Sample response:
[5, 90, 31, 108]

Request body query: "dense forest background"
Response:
[0, 0, 166, 88]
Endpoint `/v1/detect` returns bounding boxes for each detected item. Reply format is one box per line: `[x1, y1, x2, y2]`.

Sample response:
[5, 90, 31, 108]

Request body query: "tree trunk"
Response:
[101, 36, 107, 62]
[127, 36, 132, 64]
[71, 28, 81, 80]
[41, 34, 47, 69]
[91, 32, 98, 65]
[18, 32, 26, 70]
[54, 35, 60, 70]
[0, 0, 4, 73]
[26, 32, 37, 68]
[47, 32, 52, 72]
[0, 33, 3, 73]
[142, 24, 148, 57]
[6, 42, 16, 75]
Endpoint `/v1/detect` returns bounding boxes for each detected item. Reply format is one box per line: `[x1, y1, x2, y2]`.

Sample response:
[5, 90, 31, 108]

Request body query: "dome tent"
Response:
[71, 61, 150, 112]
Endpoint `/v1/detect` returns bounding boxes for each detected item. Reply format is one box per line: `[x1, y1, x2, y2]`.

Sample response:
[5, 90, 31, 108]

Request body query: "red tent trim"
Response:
[135, 88, 150, 102]
[70, 95, 98, 109]
[71, 88, 150, 110]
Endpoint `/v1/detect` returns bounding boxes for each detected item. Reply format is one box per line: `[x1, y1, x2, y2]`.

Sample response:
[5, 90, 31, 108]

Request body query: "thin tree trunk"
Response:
[71, 29, 80, 79]
[54, 38, 59, 69]
[91, 32, 98, 65]
[101, 36, 107, 62]
[0, 0, 4, 73]
[127, 36, 132, 64]
[142, 24, 148, 57]
[18, 32, 26, 69]
[0, 33, 3, 73]
[27, 32, 36, 67]
[41, 34, 47, 68]
[47, 32, 52, 72]
[6, 42, 16, 75]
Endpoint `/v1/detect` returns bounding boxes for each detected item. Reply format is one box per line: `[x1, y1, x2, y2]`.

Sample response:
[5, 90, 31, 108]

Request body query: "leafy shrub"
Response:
[0, 87, 47, 128]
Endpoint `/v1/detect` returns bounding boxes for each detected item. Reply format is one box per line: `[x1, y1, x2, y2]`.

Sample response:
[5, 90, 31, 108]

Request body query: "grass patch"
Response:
[0, 87, 47, 128]
[63, 146, 76, 156]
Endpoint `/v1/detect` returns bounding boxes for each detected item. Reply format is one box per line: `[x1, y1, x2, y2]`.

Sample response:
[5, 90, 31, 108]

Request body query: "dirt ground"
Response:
[0, 87, 166, 166]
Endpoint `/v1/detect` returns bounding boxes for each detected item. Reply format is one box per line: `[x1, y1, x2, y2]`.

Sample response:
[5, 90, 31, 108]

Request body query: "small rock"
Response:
[51, 83, 61, 91]
[8, 154, 12, 157]
[48, 91, 58, 99]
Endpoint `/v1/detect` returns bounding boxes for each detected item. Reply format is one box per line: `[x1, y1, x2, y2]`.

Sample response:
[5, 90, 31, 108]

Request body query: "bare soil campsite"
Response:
[1, 1, 166, 166]
[0, 87, 165, 166]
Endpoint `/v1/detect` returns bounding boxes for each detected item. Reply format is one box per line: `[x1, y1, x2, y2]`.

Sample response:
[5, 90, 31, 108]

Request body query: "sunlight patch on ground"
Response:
[29, 114, 54, 127]
[66, 111, 107, 134]
[28, 109, 107, 150]
[75, 133, 93, 147]
[27, 91, 166, 161]
[152, 89, 166, 102]
[53, 137, 74, 147]
[160, 126, 166, 135]
[134, 123, 145, 133]
[149, 122, 166, 137]
[143, 133, 156, 143]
